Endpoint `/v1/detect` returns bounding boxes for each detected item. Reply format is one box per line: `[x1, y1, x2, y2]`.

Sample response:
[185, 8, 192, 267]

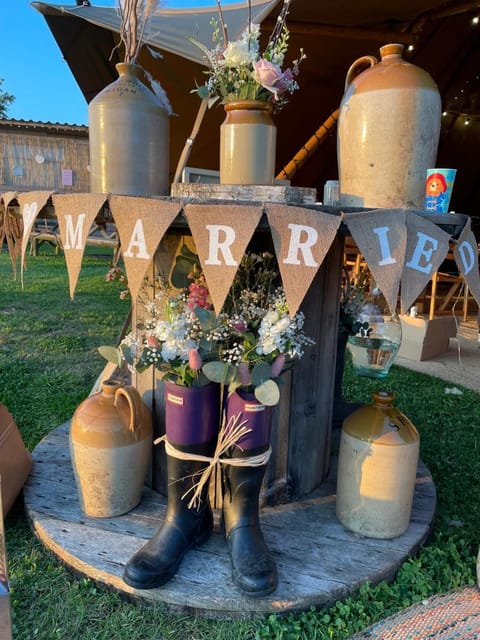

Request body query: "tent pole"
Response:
[276, 108, 339, 181]
[173, 98, 209, 183]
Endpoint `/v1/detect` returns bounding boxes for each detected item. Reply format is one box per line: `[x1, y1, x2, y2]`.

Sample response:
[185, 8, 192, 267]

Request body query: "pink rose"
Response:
[252, 59, 282, 94]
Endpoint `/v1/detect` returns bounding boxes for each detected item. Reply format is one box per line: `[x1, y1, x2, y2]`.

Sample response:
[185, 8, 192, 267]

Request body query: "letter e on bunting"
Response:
[184, 204, 263, 313]
[401, 211, 451, 313]
[53, 193, 107, 298]
[453, 217, 480, 306]
[265, 204, 341, 316]
[109, 196, 181, 301]
[18, 190, 53, 285]
[344, 209, 407, 314]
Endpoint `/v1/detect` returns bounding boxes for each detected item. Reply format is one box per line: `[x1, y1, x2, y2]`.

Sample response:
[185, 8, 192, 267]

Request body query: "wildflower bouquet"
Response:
[191, 0, 305, 111]
[100, 250, 314, 402]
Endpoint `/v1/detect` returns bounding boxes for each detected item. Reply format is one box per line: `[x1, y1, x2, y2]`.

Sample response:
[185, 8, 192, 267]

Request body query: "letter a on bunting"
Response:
[184, 204, 263, 313]
[53, 193, 107, 298]
[265, 204, 341, 316]
[109, 196, 181, 301]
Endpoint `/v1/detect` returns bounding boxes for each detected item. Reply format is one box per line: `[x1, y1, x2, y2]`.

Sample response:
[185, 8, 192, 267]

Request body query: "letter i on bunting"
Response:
[18, 190, 53, 286]
[265, 204, 341, 316]
[184, 204, 263, 313]
[53, 193, 107, 298]
[109, 196, 181, 302]
[400, 211, 451, 313]
[343, 208, 407, 314]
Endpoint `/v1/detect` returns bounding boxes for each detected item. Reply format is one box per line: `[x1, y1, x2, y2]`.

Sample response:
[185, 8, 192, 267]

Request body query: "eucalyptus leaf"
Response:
[251, 361, 272, 386]
[255, 379, 280, 406]
[203, 361, 235, 384]
[98, 345, 122, 366]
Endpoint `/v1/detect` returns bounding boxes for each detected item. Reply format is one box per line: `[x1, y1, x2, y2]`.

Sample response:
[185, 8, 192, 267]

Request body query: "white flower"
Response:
[222, 39, 257, 66]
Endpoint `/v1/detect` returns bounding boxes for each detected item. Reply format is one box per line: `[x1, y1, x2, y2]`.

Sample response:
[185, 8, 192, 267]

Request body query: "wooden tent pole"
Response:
[173, 98, 209, 183]
[276, 108, 339, 181]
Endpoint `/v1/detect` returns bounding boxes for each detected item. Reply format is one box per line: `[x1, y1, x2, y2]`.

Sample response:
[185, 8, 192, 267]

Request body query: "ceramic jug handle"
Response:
[114, 385, 144, 435]
[344, 55, 377, 90]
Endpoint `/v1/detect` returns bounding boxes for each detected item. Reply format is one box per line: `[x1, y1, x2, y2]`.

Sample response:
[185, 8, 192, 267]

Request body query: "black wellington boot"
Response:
[123, 439, 215, 589]
[222, 448, 278, 597]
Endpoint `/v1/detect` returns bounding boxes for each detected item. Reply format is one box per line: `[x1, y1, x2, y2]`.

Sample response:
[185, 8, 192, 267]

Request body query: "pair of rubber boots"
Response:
[122, 437, 278, 598]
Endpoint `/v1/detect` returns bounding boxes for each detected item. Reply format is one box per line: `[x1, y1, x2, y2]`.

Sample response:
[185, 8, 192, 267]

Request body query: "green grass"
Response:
[0, 248, 479, 639]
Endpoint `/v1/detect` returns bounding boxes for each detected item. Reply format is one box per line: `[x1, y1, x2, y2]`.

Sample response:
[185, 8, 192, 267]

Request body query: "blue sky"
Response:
[1, 0, 233, 125]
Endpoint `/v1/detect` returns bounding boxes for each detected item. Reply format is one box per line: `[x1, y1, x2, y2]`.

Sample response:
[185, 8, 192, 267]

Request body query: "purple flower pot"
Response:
[164, 382, 221, 446]
[224, 390, 274, 451]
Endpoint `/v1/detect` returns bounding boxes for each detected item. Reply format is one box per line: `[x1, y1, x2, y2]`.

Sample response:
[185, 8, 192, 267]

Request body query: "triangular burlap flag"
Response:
[400, 211, 451, 313]
[1, 191, 20, 275]
[18, 190, 53, 285]
[344, 209, 407, 313]
[266, 204, 341, 316]
[53, 193, 107, 298]
[453, 217, 480, 307]
[184, 204, 263, 313]
[109, 196, 181, 301]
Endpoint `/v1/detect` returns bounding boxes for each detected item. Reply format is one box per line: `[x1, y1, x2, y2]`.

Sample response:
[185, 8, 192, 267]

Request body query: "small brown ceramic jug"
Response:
[70, 379, 153, 517]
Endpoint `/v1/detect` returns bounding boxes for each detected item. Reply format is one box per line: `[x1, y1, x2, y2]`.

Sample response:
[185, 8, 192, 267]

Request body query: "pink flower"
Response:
[188, 348, 203, 371]
[238, 362, 251, 386]
[252, 59, 282, 95]
[146, 335, 160, 349]
[231, 319, 247, 333]
[270, 354, 286, 378]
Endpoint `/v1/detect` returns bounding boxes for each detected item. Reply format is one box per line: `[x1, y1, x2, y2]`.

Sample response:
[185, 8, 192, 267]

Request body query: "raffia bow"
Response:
[154, 413, 272, 510]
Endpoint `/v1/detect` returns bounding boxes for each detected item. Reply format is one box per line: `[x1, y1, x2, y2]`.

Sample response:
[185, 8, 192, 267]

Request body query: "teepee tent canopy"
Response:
[32, 0, 480, 229]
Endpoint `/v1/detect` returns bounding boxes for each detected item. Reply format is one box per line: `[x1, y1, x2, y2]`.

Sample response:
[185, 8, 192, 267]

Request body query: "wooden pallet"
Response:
[24, 422, 436, 619]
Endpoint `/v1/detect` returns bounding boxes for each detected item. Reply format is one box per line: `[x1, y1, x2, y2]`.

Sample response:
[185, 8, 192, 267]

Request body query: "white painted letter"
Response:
[457, 241, 475, 276]
[373, 226, 396, 266]
[64, 213, 86, 250]
[405, 231, 438, 274]
[283, 223, 318, 267]
[205, 225, 237, 266]
[123, 219, 150, 259]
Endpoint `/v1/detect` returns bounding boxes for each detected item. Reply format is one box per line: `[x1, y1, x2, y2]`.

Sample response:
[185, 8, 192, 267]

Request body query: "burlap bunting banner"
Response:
[184, 204, 263, 313]
[108, 196, 181, 302]
[265, 204, 342, 316]
[343, 209, 407, 314]
[18, 190, 53, 285]
[53, 193, 107, 298]
[453, 217, 480, 306]
[400, 210, 452, 313]
[1, 191, 21, 276]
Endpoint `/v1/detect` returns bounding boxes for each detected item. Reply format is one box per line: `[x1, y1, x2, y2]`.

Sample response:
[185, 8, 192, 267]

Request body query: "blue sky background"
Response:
[2, 0, 233, 125]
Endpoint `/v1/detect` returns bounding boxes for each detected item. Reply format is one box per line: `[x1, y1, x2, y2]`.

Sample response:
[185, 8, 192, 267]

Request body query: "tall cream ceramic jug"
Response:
[337, 43, 441, 209]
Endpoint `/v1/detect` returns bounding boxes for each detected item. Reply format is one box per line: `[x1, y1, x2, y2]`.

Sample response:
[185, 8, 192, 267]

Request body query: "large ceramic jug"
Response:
[70, 379, 153, 517]
[336, 391, 420, 539]
[338, 43, 441, 209]
[89, 62, 170, 197]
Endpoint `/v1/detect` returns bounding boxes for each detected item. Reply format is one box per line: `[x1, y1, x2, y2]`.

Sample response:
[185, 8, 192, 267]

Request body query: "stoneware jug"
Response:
[338, 43, 441, 209]
[336, 390, 419, 539]
[70, 379, 153, 517]
[89, 62, 170, 197]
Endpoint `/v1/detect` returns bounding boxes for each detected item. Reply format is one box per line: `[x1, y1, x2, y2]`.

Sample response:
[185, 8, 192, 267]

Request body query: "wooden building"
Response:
[0, 119, 89, 193]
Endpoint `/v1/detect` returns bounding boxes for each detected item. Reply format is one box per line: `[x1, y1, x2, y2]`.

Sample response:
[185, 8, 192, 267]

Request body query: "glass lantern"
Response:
[346, 289, 402, 379]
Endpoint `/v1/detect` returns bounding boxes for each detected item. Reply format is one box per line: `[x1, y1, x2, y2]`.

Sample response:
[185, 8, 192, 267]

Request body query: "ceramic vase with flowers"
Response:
[190, 0, 305, 185]
[88, 0, 172, 197]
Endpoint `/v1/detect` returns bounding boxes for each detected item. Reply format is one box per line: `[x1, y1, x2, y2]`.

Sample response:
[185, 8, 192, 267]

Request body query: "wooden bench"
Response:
[30, 220, 121, 265]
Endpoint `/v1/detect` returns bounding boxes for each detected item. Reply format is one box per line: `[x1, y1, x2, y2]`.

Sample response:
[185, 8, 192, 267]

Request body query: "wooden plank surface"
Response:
[24, 421, 436, 619]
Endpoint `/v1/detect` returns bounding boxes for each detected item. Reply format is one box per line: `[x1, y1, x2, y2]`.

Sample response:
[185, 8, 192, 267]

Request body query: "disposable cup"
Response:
[424, 168, 457, 212]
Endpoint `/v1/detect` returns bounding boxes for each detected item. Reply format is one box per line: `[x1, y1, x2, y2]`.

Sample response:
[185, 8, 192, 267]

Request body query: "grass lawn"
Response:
[0, 248, 478, 639]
